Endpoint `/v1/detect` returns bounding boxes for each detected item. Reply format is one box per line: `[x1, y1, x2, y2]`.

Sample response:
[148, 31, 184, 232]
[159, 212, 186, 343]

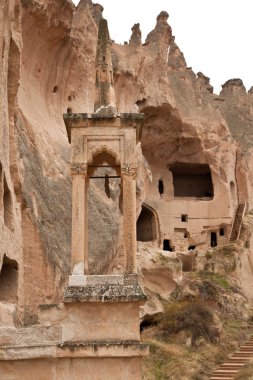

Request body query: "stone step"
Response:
[240, 349, 253, 352]
[218, 367, 243, 371]
[210, 334, 253, 379]
[213, 370, 238, 373]
[236, 350, 253, 353]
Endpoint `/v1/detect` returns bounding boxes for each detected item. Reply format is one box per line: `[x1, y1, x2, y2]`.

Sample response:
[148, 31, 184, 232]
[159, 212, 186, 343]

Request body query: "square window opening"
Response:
[181, 214, 188, 222]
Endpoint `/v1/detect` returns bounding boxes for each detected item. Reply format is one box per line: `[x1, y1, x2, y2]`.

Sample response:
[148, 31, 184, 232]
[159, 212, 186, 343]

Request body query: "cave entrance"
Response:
[0, 255, 18, 302]
[169, 163, 214, 199]
[210, 232, 217, 247]
[163, 239, 173, 251]
[137, 205, 158, 242]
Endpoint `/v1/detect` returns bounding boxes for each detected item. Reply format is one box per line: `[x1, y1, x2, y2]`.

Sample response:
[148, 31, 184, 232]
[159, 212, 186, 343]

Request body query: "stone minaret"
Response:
[62, 16, 148, 380]
[94, 18, 116, 116]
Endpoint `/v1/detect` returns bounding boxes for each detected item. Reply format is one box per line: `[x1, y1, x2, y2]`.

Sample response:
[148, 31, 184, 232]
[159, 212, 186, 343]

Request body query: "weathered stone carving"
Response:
[121, 165, 137, 178]
[70, 162, 87, 175]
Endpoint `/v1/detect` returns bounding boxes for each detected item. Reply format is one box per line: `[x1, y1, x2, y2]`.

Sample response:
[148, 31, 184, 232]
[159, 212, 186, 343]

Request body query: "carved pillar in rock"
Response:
[71, 163, 88, 275]
[122, 166, 137, 273]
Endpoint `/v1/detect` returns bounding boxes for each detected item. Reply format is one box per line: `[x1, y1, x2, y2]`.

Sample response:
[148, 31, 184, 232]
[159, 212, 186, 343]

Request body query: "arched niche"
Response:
[87, 149, 122, 274]
[88, 149, 121, 199]
[137, 204, 160, 243]
[88, 147, 120, 177]
[88, 151, 120, 176]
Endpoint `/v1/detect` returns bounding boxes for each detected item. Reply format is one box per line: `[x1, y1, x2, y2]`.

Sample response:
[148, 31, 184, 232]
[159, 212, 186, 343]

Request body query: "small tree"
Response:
[159, 301, 218, 347]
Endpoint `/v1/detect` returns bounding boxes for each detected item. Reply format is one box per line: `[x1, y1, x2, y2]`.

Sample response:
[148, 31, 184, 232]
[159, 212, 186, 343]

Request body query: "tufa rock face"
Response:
[1, 0, 253, 330]
[221, 78, 246, 91]
[167, 36, 187, 70]
[197, 72, 214, 93]
[129, 23, 142, 46]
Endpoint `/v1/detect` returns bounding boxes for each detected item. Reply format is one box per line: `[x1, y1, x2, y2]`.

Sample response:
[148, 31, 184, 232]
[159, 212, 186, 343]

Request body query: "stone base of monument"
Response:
[0, 274, 148, 380]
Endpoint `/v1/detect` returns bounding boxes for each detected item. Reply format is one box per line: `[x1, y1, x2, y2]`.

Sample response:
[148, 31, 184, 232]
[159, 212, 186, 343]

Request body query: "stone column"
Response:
[71, 163, 88, 275]
[122, 166, 137, 273]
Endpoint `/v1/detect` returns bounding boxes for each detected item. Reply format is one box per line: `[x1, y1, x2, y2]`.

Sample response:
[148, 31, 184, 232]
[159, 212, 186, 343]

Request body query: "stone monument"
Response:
[0, 17, 148, 380]
[63, 17, 148, 379]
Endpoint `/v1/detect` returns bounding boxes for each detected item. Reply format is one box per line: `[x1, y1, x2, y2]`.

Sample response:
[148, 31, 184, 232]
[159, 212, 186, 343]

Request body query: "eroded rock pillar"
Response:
[122, 167, 137, 273]
[71, 165, 88, 275]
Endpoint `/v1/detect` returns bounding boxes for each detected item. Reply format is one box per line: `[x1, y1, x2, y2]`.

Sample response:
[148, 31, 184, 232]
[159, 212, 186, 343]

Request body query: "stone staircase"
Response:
[229, 203, 246, 242]
[210, 335, 253, 379]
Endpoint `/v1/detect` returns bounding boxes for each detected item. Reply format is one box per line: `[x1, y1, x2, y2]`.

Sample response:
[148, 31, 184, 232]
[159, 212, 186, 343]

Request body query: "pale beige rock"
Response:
[1, 0, 253, 378]
[137, 243, 182, 298]
[1, 0, 252, 323]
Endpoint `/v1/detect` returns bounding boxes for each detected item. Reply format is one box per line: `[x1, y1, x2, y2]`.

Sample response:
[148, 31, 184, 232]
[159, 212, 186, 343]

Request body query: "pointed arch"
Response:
[88, 145, 120, 166]
[88, 146, 120, 178]
[137, 203, 161, 244]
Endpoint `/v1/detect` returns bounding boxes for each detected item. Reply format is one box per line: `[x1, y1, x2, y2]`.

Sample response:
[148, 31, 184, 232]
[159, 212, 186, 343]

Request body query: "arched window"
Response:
[137, 204, 159, 242]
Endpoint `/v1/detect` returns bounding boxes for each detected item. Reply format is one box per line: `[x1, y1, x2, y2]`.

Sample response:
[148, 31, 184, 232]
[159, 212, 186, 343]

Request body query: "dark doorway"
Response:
[219, 228, 225, 236]
[158, 179, 164, 195]
[181, 214, 188, 222]
[163, 239, 173, 251]
[0, 255, 18, 302]
[137, 205, 157, 242]
[211, 232, 217, 247]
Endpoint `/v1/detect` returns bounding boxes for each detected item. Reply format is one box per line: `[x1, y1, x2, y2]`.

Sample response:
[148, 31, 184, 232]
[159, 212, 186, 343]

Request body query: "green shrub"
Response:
[159, 301, 218, 347]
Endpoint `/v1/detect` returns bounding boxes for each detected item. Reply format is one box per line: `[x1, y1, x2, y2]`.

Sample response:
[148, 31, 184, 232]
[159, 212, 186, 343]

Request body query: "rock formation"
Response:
[1, 0, 253, 378]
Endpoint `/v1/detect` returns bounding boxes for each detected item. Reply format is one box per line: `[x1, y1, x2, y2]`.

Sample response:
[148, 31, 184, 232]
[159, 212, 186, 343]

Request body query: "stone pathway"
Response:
[210, 335, 253, 379]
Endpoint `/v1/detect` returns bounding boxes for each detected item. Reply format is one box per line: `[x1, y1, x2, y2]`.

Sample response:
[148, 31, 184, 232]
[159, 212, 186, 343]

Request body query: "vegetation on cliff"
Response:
[142, 269, 253, 379]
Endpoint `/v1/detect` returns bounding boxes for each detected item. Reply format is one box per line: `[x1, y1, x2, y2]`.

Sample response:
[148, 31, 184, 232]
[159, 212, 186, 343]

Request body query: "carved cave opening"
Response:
[0, 255, 18, 302]
[181, 214, 188, 222]
[220, 228, 225, 236]
[170, 163, 214, 199]
[211, 232, 217, 247]
[163, 239, 173, 251]
[158, 179, 164, 195]
[137, 205, 157, 242]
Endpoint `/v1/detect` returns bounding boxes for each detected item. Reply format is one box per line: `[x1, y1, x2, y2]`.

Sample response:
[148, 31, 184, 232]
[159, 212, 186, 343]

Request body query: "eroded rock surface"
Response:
[1, 0, 253, 330]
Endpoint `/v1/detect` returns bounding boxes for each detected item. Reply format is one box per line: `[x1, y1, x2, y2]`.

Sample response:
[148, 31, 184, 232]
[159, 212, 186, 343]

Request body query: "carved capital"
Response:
[70, 162, 87, 176]
[125, 264, 134, 274]
[121, 164, 137, 178]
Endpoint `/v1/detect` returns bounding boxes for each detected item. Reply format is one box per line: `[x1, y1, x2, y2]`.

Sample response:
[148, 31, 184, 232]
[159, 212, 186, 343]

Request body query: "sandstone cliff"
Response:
[1, 0, 253, 328]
